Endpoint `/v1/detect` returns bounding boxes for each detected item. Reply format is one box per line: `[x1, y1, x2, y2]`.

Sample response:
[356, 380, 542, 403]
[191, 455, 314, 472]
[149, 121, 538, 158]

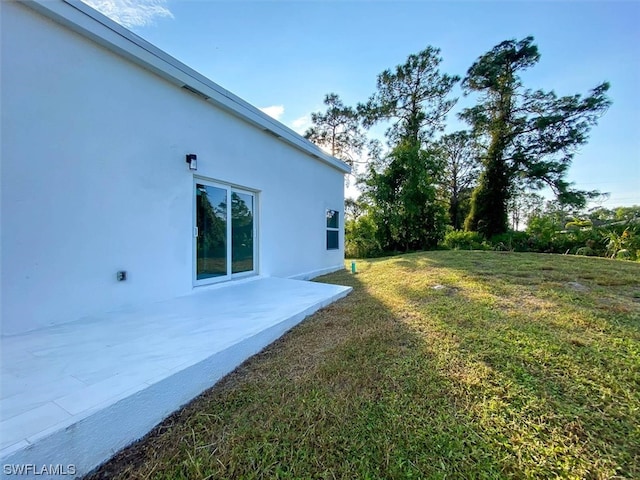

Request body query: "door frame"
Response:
[192, 176, 259, 287]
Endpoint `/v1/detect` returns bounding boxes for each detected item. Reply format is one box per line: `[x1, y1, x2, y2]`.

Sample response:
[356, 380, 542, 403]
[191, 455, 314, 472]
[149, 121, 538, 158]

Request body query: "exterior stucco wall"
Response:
[0, 1, 345, 335]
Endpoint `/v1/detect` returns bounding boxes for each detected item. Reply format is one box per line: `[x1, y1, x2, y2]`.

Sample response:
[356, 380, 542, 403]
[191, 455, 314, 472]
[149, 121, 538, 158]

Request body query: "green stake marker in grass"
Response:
[351, 261, 357, 274]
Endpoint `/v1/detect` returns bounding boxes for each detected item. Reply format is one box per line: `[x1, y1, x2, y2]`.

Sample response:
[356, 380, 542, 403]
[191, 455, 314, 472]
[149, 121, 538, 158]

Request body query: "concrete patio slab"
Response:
[0, 276, 351, 478]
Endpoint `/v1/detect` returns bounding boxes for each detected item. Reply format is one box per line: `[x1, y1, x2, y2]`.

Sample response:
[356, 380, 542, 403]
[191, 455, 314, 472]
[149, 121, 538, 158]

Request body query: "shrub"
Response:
[605, 227, 639, 260]
[489, 231, 531, 252]
[575, 246, 596, 256]
[615, 249, 632, 260]
[442, 230, 485, 250]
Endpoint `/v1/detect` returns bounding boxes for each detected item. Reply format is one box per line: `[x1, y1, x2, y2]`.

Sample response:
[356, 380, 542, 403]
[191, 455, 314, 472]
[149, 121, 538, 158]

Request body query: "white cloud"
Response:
[259, 105, 285, 120]
[82, 0, 173, 28]
[290, 115, 311, 134]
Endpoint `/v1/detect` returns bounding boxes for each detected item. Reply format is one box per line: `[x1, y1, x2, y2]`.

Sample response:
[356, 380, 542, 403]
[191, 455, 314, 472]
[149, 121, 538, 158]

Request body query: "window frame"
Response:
[326, 209, 340, 251]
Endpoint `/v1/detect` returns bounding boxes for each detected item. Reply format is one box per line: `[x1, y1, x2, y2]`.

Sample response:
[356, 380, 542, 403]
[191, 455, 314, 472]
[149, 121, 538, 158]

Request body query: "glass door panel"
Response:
[231, 190, 254, 274]
[196, 183, 227, 279]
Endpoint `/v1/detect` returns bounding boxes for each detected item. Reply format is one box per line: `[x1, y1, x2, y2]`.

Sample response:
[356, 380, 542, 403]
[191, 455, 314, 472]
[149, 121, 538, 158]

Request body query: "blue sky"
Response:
[87, 0, 639, 207]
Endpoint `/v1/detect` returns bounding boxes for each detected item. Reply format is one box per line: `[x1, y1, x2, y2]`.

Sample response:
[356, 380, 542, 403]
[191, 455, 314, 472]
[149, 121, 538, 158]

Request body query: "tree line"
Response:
[303, 37, 633, 259]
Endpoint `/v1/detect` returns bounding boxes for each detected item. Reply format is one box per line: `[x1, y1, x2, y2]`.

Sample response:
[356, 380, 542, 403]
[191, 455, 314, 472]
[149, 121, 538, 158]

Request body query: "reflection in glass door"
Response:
[195, 181, 256, 283]
[196, 184, 227, 280]
[231, 191, 254, 274]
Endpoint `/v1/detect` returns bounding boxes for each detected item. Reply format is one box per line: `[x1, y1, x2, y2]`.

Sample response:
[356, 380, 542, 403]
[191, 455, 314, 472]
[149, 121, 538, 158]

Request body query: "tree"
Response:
[587, 206, 616, 227]
[304, 93, 366, 168]
[461, 36, 611, 237]
[614, 206, 640, 224]
[362, 141, 448, 251]
[507, 188, 544, 231]
[437, 131, 480, 229]
[359, 47, 459, 145]
[359, 47, 459, 250]
[345, 197, 365, 221]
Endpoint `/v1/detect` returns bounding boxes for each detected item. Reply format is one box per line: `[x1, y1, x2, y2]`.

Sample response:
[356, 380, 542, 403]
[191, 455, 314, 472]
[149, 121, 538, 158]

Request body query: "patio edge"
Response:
[0, 285, 351, 479]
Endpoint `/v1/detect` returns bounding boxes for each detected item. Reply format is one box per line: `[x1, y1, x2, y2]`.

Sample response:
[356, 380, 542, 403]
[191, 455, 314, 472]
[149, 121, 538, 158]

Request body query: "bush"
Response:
[489, 231, 531, 252]
[604, 227, 639, 260]
[575, 246, 596, 256]
[525, 223, 606, 256]
[345, 215, 382, 258]
[442, 230, 485, 250]
[615, 249, 632, 260]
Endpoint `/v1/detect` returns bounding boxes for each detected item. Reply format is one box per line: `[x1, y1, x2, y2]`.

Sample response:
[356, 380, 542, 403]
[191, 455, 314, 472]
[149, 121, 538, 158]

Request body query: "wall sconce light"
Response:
[186, 154, 197, 171]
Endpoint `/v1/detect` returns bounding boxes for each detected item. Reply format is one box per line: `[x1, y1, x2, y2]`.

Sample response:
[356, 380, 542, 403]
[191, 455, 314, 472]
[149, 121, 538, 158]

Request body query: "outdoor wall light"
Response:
[186, 153, 197, 171]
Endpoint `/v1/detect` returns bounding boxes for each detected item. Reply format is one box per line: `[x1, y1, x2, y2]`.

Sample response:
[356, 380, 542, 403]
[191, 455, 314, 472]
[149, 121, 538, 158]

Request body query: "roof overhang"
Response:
[20, 0, 352, 175]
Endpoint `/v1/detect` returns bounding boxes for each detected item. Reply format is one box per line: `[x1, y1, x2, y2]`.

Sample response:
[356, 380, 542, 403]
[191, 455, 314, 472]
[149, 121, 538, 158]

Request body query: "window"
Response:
[326, 209, 339, 250]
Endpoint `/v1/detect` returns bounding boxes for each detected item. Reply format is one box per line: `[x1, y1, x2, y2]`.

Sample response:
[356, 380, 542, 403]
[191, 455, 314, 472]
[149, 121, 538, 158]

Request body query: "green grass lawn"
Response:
[87, 251, 640, 479]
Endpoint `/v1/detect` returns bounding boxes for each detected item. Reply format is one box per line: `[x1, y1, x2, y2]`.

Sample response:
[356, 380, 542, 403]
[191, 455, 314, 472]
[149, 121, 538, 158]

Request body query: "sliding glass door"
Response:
[195, 180, 256, 284]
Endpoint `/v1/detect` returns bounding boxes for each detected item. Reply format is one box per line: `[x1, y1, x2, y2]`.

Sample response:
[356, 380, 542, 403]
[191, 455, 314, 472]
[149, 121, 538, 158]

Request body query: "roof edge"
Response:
[20, 0, 352, 175]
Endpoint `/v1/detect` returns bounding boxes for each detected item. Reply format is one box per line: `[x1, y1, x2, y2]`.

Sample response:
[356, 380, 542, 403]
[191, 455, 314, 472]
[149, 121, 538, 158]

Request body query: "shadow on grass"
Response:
[85, 253, 639, 479]
[84, 270, 514, 480]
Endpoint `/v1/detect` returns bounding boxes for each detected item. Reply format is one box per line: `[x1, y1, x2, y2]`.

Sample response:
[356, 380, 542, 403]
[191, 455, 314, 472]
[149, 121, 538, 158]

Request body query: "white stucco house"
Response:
[0, 0, 351, 477]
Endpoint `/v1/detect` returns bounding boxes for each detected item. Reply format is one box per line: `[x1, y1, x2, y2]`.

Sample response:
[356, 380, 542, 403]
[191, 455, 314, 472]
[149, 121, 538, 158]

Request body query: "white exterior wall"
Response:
[0, 1, 345, 336]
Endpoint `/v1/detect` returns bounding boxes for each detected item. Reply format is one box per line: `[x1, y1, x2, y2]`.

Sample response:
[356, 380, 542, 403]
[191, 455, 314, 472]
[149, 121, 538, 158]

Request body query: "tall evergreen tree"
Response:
[359, 47, 458, 250]
[304, 93, 366, 167]
[359, 47, 459, 145]
[461, 36, 611, 237]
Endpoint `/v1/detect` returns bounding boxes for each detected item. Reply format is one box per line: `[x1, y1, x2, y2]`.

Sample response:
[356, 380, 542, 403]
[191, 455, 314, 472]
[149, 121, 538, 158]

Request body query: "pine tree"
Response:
[359, 47, 458, 250]
[461, 36, 611, 237]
